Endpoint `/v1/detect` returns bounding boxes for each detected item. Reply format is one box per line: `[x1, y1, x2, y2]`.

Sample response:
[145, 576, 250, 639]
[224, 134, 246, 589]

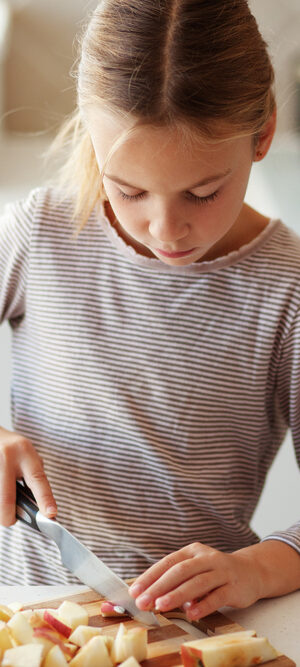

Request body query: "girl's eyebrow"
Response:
[104, 169, 232, 190]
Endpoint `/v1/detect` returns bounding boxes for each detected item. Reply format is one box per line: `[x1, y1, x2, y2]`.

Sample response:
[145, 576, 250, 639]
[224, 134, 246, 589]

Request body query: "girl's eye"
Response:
[119, 189, 219, 204]
[119, 191, 146, 201]
[185, 190, 219, 205]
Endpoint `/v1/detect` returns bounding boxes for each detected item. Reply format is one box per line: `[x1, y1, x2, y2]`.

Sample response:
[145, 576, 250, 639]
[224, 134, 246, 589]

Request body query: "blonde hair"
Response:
[51, 0, 275, 230]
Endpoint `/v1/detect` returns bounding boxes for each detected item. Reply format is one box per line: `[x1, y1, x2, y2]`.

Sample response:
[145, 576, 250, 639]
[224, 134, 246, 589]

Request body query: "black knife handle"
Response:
[16, 480, 41, 532]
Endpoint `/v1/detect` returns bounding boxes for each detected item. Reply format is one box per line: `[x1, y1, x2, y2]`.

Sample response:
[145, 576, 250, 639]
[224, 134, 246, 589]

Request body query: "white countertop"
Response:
[0, 586, 299, 664]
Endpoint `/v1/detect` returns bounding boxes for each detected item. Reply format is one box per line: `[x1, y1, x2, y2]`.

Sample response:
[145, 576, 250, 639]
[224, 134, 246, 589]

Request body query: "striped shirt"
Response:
[0, 186, 300, 585]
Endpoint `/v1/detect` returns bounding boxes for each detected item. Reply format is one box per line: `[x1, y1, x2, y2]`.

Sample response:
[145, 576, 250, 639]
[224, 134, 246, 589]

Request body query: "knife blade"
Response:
[16, 481, 159, 626]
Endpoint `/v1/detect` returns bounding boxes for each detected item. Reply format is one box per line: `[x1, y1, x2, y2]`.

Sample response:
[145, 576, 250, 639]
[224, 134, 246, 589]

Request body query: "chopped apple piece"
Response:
[181, 630, 278, 667]
[8, 603, 23, 614]
[100, 602, 127, 617]
[32, 634, 58, 659]
[118, 658, 141, 667]
[28, 611, 50, 629]
[28, 608, 49, 619]
[56, 602, 88, 630]
[43, 611, 72, 638]
[69, 625, 104, 647]
[111, 624, 147, 664]
[0, 621, 14, 651]
[19, 611, 34, 622]
[2, 643, 44, 667]
[69, 635, 113, 667]
[7, 612, 33, 645]
[33, 627, 76, 658]
[0, 605, 14, 622]
[44, 644, 69, 667]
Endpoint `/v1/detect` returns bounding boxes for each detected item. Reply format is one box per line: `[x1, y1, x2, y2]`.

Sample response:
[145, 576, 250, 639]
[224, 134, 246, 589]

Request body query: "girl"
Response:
[0, 0, 300, 621]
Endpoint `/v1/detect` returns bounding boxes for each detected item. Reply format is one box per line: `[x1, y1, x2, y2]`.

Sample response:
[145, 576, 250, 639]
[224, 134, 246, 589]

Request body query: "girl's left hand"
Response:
[129, 542, 263, 621]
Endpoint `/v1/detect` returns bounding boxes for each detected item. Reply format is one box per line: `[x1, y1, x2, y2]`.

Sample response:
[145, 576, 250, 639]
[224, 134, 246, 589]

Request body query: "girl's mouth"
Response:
[155, 248, 196, 258]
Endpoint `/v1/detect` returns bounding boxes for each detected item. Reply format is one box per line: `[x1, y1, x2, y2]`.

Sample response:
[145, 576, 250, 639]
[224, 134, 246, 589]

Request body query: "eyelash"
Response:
[119, 190, 219, 205]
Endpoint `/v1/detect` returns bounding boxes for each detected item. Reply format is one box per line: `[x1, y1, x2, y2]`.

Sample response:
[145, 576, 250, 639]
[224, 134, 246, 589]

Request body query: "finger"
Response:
[154, 570, 226, 612]
[22, 465, 57, 518]
[0, 464, 17, 527]
[129, 547, 193, 601]
[185, 584, 230, 620]
[135, 557, 214, 611]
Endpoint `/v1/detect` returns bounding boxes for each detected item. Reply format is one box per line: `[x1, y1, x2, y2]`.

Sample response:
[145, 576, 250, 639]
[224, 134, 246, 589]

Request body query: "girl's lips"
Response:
[156, 248, 196, 258]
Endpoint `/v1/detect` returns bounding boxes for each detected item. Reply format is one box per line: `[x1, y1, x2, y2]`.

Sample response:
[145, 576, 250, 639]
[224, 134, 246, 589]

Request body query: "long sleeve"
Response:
[0, 190, 37, 324]
[262, 306, 300, 553]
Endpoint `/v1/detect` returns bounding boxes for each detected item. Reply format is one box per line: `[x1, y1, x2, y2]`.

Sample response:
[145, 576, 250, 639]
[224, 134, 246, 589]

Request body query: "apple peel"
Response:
[180, 630, 278, 667]
[100, 601, 127, 617]
[43, 610, 72, 638]
[33, 627, 76, 658]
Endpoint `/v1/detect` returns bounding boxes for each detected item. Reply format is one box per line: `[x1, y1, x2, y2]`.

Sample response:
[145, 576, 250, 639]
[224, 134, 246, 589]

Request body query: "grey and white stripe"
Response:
[0, 187, 299, 584]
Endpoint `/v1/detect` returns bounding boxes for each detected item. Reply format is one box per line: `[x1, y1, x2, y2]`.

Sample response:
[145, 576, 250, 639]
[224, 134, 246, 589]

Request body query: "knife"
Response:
[16, 481, 159, 626]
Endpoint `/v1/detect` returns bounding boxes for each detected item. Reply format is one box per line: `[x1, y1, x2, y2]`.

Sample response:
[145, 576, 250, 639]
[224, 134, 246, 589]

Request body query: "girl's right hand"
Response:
[0, 426, 57, 527]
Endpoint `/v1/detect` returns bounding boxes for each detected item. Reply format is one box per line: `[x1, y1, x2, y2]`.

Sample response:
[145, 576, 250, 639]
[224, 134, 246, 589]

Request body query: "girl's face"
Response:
[88, 111, 262, 266]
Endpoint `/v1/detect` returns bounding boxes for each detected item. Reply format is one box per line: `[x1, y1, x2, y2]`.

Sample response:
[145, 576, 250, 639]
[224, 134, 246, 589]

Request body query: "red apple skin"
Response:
[100, 602, 127, 617]
[43, 610, 72, 638]
[181, 645, 203, 667]
[33, 627, 74, 657]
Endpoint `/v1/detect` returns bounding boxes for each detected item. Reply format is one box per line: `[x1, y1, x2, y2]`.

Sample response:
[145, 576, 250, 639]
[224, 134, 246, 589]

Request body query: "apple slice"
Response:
[32, 634, 58, 659]
[33, 627, 76, 658]
[8, 603, 23, 614]
[43, 611, 72, 638]
[69, 635, 113, 667]
[44, 644, 69, 667]
[0, 605, 14, 622]
[69, 625, 104, 647]
[111, 624, 147, 664]
[19, 611, 34, 622]
[7, 612, 34, 645]
[118, 658, 142, 667]
[2, 643, 44, 667]
[28, 611, 52, 629]
[56, 601, 88, 631]
[100, 602, 127, 617]
[181, 630, 278, 667]
[0, 621, 14, 651]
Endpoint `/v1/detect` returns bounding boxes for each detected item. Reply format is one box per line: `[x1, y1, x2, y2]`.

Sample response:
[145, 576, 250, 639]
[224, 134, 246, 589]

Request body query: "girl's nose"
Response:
[149, 211, 189, 243]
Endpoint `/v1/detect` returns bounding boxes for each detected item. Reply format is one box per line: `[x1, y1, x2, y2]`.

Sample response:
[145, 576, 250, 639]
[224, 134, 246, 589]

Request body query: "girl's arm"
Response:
[0, 191, 57, 525]
[129, 539, 300, 620]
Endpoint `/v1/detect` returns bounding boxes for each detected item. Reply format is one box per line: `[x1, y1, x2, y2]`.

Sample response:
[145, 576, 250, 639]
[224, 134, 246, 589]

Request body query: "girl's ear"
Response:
[254, 108, 277, 161]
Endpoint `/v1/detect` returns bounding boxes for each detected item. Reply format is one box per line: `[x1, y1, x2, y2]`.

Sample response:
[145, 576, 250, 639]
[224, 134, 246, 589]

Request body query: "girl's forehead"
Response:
[87, 107, 247, 165]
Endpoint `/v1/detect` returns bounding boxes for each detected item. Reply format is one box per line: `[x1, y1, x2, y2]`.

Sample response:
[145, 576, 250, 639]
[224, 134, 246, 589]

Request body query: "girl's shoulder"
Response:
[0, 186, 88, 247]
[1, 186, 74, 229]
[261, 219, 300, 269]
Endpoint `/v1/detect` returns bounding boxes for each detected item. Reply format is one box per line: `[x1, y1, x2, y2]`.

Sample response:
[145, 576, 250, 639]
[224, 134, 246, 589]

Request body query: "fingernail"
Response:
[46, 505, 57, 517]
[183, 601, 192, 609]
[155, 596, 169, 611]
[129, 583, 143, 597]
[136, 594, 152, 610]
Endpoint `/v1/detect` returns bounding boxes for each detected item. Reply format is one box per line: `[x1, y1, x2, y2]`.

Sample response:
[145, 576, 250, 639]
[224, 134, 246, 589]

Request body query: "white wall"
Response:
[249, 0, 300, 136]
[3, 0, 300, 134]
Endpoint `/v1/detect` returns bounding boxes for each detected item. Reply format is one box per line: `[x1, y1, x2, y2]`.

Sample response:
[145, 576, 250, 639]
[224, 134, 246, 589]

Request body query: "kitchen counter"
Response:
[0, 585, 299, 664]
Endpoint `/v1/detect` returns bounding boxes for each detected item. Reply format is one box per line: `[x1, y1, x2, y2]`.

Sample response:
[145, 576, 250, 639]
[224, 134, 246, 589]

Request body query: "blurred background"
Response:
[0, 0, 299, 538]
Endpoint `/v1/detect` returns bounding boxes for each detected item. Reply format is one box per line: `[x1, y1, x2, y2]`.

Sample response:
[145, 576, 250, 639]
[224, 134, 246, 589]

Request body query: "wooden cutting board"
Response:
[24, 589, 295, 666]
